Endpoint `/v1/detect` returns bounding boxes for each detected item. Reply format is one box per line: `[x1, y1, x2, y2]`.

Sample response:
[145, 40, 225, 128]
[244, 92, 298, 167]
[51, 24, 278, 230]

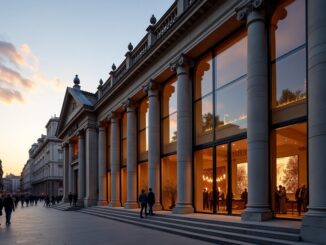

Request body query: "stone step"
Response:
[89, 206, 300, 234]
[78, 208, 301, 245]
[51, 202, 82, 211]
[84, 207, 299, 241]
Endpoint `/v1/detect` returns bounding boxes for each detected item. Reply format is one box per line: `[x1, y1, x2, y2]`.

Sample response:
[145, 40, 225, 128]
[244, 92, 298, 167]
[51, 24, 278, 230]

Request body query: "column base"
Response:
[77, 199, 85, 207]
[173, 204, 194, 214]
[241, 207, 273, 221]
[301, 210, 326, 245]
[124, 202, 139, 209]
[108, 201, 122, 207]
[97, 200, 108, 206]
[84, 198, 97, 207]
[153, 202, 162, 211]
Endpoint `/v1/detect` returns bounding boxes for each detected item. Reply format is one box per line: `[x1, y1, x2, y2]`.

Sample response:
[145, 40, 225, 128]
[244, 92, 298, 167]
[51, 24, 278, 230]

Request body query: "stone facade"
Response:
[22, 117, 63, 196]
[56, 1, 326, 244]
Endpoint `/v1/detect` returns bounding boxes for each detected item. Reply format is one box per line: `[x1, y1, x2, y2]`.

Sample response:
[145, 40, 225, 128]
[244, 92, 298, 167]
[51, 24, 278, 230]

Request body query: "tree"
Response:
[277, 89, 306, 106]
[0, 159, 3, 191]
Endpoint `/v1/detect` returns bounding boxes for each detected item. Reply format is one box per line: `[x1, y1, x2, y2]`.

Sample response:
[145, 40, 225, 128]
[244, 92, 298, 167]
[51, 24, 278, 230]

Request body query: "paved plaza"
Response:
[0, 204, 213, 245]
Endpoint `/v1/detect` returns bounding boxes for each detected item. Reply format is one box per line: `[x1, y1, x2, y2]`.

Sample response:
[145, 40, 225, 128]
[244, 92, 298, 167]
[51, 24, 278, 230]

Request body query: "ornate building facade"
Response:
[22, 117, 64, 196]
[56, 0, 326, 243]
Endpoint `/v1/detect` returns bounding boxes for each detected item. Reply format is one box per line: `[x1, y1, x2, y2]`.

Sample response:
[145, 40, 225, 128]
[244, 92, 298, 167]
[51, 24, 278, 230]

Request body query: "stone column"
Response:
[68, 142, 74, 194]
[109, 112, 122, 207]
[84, 126, 98, 207]
[62, 142, 69, 202]
[124, 99, 138, 209]
[78, 130, 86, 206]
[301, 1, 326, 244]
[236, 0, 273, 221]
[144, 80, 162, 210]
[170, 54, 194, 214]
[98, 124, 108, 206]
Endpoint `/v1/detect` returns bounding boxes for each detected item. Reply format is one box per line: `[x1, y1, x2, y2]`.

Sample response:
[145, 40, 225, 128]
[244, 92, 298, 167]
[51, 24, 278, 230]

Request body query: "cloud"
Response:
[0, 87, 23, 103]
[0, 40, 67, 104]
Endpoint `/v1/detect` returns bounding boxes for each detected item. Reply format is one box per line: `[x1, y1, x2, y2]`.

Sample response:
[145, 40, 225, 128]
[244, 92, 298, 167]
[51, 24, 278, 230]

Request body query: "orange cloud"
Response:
[0, 87, 23, 103]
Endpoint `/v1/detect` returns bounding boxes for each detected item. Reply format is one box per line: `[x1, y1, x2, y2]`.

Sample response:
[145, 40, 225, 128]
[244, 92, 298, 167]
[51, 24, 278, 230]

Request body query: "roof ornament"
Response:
[150, 14, 157, 25]
[128, 42, 133, 52]
[112, 63, 116, 71]
[73, 74, 80, 85]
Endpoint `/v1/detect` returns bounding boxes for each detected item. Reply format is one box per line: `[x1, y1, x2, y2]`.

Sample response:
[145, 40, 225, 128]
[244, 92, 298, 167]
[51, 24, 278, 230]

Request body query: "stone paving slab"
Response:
[0, 204, 213, 245]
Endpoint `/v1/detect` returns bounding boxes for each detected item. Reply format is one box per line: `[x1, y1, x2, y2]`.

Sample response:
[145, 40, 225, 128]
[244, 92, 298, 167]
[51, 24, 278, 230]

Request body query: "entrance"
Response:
[194, 138, 248, 215]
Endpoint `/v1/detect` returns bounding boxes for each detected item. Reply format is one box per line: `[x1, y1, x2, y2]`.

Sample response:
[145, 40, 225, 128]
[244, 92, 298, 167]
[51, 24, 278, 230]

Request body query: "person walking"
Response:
[0, 194, 3, 226]
[138, 189, 147, 218]
[68, 192, 73, 206]
[147, 188, 155, 216]
[73, 193, 77, 206]
[3, 194, 15, 225]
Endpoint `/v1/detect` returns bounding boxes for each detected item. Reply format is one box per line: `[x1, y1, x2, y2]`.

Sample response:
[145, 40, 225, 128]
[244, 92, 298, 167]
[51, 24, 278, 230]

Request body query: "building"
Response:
[23, 117, 64, 196]
[2, 173, 20, 193]
[56, 0, 326, 244]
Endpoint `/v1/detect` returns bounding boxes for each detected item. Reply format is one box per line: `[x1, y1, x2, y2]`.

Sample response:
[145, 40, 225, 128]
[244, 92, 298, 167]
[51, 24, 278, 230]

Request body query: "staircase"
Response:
[51, 202, 83, 211]
[77, 206, 307, 245]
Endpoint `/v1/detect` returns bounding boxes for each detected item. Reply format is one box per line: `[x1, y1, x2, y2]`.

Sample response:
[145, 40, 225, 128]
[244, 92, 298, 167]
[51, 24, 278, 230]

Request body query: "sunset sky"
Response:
[0, 0, 174, 176]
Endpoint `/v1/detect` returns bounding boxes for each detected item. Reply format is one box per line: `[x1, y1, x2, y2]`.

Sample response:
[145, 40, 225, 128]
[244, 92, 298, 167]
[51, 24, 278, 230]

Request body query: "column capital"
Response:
[122, 98, 138, 112]
[143, 79, 161, 95]
[170, 54, 194, 74]
[62, 142, 69, 148]
[235, 0, 264, 21]
[78, 128, 85, 137]
[107, 111, 121, 123]
[97, 122, 106, 131]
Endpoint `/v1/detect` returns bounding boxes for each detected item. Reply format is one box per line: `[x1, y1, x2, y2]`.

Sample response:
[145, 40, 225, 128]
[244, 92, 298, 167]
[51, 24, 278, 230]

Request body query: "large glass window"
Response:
[161, 155, 177, 210]
[231, 139, 248, 215]
[194, 33, 247, 145]
[271, 0, 306, 108]
[121, 167, 127, 206]
[121, 113, 127, 166]
[107, 124, 111, 171]
[194, 54, 214, 145]
[216, 144, 228, 214]
[138, 99, 149, 161]
[194, 148, 213, 213]
[214, 34, 247, 139]
[162, 77, 177, 154]
[271, 122, 307, 219]
[107, 172, 111, 203]
[138, 162, 148, 193]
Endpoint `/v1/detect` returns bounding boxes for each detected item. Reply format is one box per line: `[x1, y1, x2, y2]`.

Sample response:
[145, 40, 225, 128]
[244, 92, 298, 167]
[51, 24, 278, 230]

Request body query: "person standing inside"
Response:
[3, 194, 15, 225]
[241, 188, 248, 208]
[138, 189, 147, 218]
[147, 188, 155, 216]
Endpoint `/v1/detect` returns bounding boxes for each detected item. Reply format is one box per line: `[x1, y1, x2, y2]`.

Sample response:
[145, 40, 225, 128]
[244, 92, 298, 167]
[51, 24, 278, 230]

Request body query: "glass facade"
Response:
[271, 0, 306, 108]
[162, 77, 178, 154]
[162, 155, 177, 210]
[138, 162, 148, 193]
[121, 167, 127, 206]
[138, 99, 149, 161]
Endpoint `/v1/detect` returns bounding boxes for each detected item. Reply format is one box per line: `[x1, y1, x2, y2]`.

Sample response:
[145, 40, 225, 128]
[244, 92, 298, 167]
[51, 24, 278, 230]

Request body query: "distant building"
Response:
[3, 173, 20, 193]
[22, 117, 64, 196]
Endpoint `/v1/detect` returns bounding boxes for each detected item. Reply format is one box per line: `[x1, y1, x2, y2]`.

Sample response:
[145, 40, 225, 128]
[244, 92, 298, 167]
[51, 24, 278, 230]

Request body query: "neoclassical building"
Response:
[56, 0, 326, 243]
[23, 117, 64, 196]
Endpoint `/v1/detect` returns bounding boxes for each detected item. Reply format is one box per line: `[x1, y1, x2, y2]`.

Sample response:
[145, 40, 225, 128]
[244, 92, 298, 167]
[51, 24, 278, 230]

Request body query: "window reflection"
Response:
[195, 94, 214, 145]
[138, 99, 148, 161]
[121, 167, 127, 206]
[121, 113, 127, 166]
[215, 78, 247, 139]
[162, 77, 177, 154]
[138, 162, 148, 193]
[195, 53, 213, 100]
[271, 0, 306, 108]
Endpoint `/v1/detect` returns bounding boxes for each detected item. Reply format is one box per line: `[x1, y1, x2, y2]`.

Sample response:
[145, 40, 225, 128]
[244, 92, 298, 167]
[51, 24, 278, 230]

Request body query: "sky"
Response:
[0, 0, 174, 176]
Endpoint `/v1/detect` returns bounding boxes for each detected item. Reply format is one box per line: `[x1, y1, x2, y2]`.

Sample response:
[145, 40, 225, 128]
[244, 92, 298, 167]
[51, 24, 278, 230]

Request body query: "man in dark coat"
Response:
[0, 195, 3, 225]
[3, 194, 15, 225]
[68, 192, 73, 206]
[138, 189, 147, 218]
[147, 188, 155, 216]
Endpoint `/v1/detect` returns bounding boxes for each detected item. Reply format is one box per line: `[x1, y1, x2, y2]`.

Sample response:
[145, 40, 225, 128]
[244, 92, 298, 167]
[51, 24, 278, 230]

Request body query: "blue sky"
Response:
[0, 0, 174, 175]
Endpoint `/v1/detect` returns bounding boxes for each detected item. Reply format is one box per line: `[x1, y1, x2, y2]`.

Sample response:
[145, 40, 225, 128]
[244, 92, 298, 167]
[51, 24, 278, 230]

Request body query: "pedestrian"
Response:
[138, 189, 147, 218]
[147, 188, 155, 216]
[3, 194, 15, 225]
[73, 194, 77, 206]
[68, 192, 73, 206]
[0, 194, 3, 225]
